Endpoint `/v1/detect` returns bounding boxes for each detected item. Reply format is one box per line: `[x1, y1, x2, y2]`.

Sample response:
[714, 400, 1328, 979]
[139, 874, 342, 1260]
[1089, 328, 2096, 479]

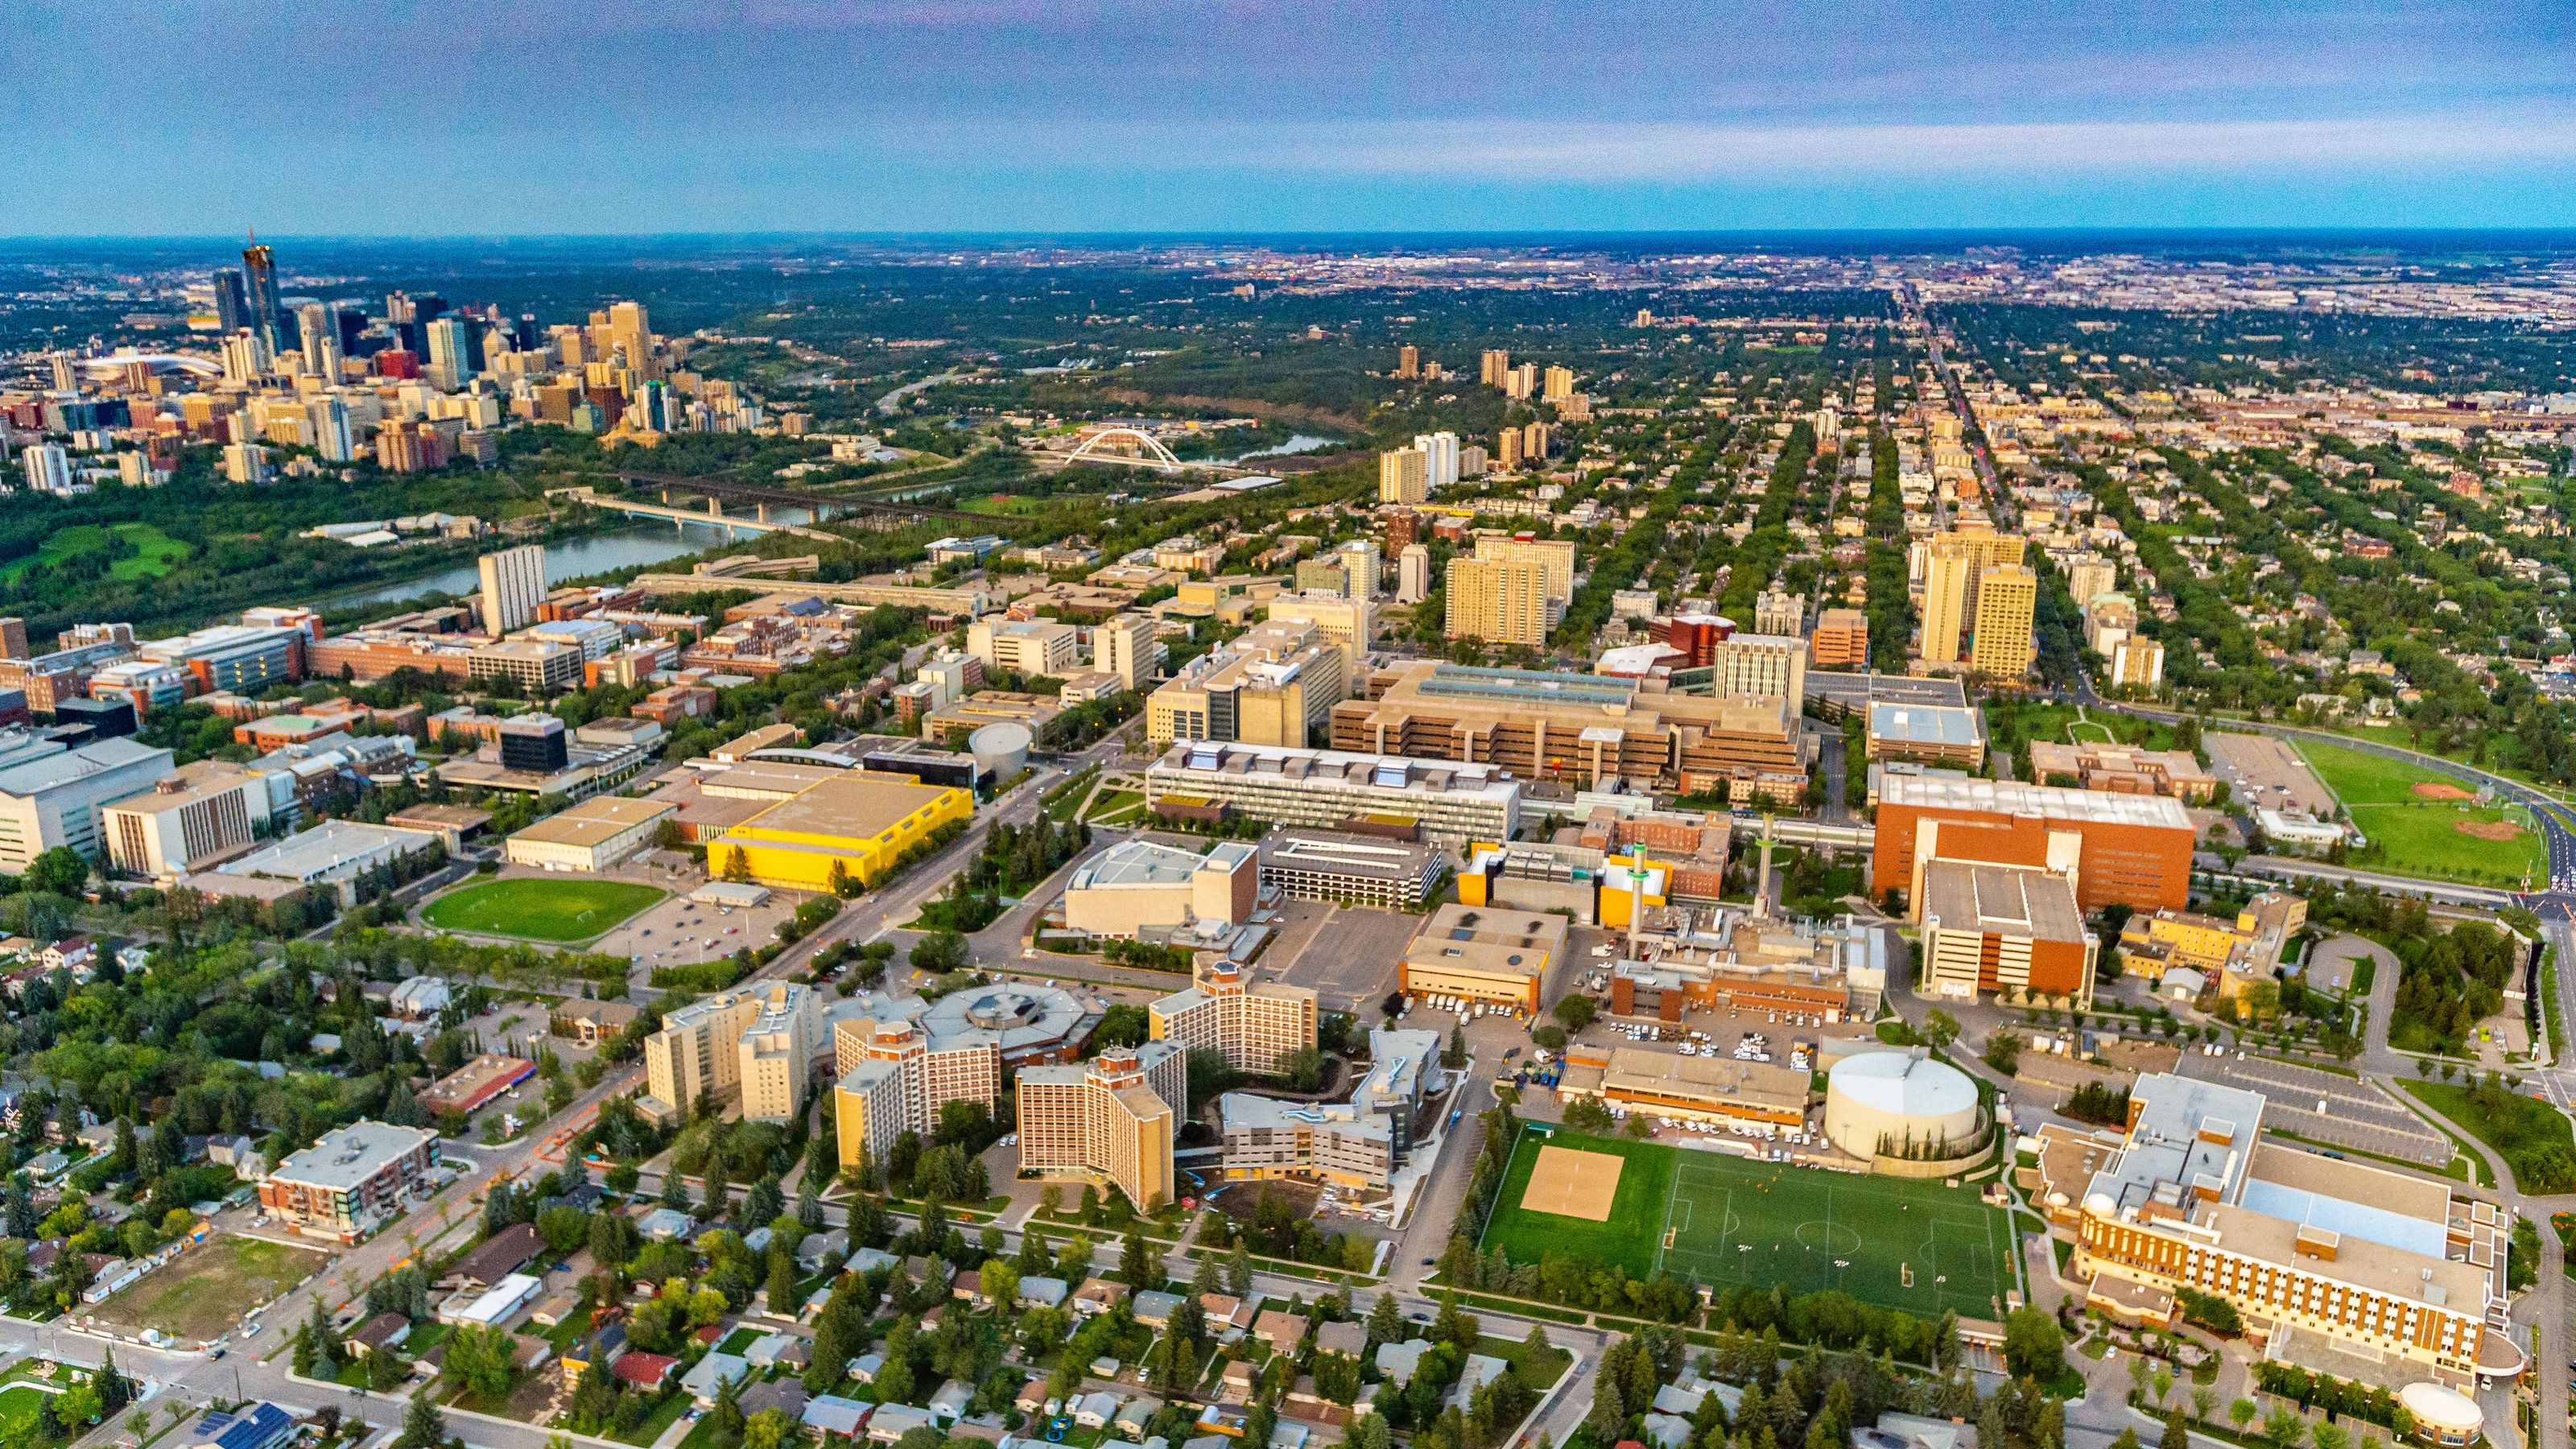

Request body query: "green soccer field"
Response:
[421, 877, 667, 943]
[1482, 1128, 2019, 1319]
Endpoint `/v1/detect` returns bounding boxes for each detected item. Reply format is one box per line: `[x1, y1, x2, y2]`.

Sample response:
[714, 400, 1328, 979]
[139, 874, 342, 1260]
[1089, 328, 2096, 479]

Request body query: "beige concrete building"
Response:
[1471, 535, 1578, 609]
[968, 619, 1084, 679]
[642, 981, 819, 1123]
[1913, 524, 2026, 667]
[832, 1013, 1004, 1166]
[2056, 1073, 2516, 1389]
[1377, 448, 1427, 505]
[1703, 632, 1806, 703]
[1152, 960, 1318, 1075]
[1146, 621, 1345, 748]
[101, 762, 262, 881]
[1093, 613, 1162, 691]
[1918, 857, 2095, 1007]
[1970, 564, 2038, 676]
[502, 795, 675, 872]
[1261, 592, 1374, 674]
[1063, 839, 1259, 939]
[1397, 903, 1567, 1016]
[1017, 1045, 1187, 1211]
[1331, 660, 1813, 797]
[1443, 556, 1550, 646]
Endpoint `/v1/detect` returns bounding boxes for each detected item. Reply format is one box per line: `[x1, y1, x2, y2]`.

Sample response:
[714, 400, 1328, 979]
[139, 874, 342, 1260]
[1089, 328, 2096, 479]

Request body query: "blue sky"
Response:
[7, 0, 2575, 235]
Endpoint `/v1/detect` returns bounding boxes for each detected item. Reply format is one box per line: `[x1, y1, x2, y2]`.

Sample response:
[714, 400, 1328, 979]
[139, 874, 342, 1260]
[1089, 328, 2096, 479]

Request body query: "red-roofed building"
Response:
[613, 1353, 678, 1391]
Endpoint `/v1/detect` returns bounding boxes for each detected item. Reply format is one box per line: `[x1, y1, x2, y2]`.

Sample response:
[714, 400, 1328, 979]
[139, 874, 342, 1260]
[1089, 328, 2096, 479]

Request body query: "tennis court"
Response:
[1655, 1148, 2018, 1319]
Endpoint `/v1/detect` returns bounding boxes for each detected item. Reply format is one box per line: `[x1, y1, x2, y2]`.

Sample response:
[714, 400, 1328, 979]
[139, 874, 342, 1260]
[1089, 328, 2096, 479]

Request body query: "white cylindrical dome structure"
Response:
[968, 721, 1033, 779]
[2397, 1382, 2482, 1446]
[1823, 1050, 1979, 1160]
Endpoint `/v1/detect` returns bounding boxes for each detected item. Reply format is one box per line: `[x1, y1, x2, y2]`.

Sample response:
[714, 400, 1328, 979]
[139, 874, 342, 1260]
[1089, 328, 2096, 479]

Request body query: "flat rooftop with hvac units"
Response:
[1399, 903, 1566, 1017]
[708, 771, 974, 892]
[1144, 739, 1521, 849]
[1060, 838, 1258, 945]
[1257, 828, 1451, 910]
[2036, 1071, 2524, 1389]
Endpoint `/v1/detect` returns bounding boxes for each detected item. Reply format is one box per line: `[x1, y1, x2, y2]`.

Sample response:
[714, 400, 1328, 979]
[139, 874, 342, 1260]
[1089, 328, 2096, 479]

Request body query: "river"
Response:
[325, 523, 742, 609]
[1222, 433, 1339, 463]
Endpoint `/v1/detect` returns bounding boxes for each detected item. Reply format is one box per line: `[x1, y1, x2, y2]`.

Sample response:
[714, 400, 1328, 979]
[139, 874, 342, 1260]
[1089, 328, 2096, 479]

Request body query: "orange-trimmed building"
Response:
[1872, 774, 2192, 913]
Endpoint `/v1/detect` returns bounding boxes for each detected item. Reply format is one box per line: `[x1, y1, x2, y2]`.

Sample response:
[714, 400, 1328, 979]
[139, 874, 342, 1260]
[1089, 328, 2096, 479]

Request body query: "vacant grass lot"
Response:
[422, 877, 666, 943]
[2298, 741, 2544, 886]
[87, 1235, 328, 1344]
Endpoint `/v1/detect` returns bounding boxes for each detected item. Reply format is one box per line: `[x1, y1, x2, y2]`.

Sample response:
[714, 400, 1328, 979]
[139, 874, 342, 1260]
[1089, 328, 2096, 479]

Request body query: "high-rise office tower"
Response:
[384, 291, 417, 325]
[47, 354, 76, 393]
[1377, 447, 1427, 505]
[240, 240, 281, 350]
[424, 316, 473, 390]
[1412, 431, 1459, 489]
[1443, 557, 1550, 646]
[1542, 365, 1575, 402]
[296, 303, 341, 378]
[1397, 543, 1431, 604]
[1970, 565, 2038, 677]
[477, 544, 547, 635]
[608, 301, 654, 378]
[213, 268, 250, 334]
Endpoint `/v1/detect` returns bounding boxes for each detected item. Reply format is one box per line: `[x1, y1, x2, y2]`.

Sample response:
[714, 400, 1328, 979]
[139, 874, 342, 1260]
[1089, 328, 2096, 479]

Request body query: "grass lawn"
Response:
[2399, 1080, 2576, 1193]
[1084, 790, 1145, 824]
[1984, 700, 2180, 753]
[86, 1234, 328, 1344]
[956, 494, 1055, 518]
[1481, 1127, 2018, 1319]
[612, 1392, 693, 1447]
[1472, 1332, 1573, 1386]
[2297, 741, 2545, 886]
[0, 522, 196, 588]
[1479, 1128, 1676, 1276]
[422, 877, 667, 943]
[0, 1385, 51, 1444]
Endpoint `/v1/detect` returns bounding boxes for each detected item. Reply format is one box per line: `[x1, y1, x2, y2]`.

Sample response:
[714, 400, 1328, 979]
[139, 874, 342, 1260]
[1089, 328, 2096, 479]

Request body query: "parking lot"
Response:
[597, 887, 800, 985]
[1261, 900, 1413, 1011]
[2206, 733, 2339, 818]
[2178, 1050, 2455, 1167]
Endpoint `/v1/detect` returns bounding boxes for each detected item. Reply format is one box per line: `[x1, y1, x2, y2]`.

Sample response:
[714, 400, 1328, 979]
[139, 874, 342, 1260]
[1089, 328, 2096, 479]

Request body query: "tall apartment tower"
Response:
[1443, 557, 1550, 646]
[1495, 427, 1523, 470]
[1095, 613, 1162, 691]
[1150, 961, 1319, 1074]
[1396, 345, 1419, 378]
[1338, 541, 1381, 599]
[213, 268, 250, 334]
[1480, 349, 1511, 386]
[1397, 543, 1431, 604]
[1914, 525, 2026, 667]
[1377, 448, 1427, 505]
[1470, 536, 1578, 611]
[1542, 365, 1575, 403]
[833, 1018, 1002, 1166]
[1521, 419, 1550, 462]
[477, 545, 548, 636]
[1505, 363, 1538, 400]
[1016, 1044, 1187, 1211]
[1970, 565, 2039, 677]
[1411, 431, 1460, 489]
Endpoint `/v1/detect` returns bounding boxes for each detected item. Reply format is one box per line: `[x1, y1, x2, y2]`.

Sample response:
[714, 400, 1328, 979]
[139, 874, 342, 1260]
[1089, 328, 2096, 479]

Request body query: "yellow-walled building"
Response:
[708, 774, 973, 890]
